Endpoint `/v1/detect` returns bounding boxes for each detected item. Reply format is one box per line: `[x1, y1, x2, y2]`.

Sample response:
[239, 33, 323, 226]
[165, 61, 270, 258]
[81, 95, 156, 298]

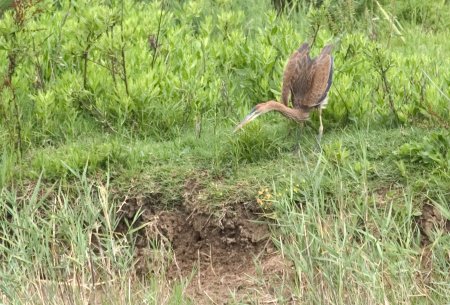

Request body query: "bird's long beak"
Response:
[233, 108, 261, 132]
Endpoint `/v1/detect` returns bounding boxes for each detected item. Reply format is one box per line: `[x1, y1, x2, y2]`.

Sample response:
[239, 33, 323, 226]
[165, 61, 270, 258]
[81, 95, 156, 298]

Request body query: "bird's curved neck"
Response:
[263, 101, 310, 122]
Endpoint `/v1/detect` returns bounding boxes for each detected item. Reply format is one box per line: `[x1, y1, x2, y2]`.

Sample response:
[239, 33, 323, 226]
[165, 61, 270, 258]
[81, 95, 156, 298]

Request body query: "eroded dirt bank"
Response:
[115, 178, 293, 304]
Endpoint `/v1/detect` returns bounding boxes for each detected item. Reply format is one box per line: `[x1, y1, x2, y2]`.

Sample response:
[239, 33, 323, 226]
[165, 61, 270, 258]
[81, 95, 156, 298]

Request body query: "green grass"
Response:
[1, 0, 449, 303]
[2, 124, 448, 304]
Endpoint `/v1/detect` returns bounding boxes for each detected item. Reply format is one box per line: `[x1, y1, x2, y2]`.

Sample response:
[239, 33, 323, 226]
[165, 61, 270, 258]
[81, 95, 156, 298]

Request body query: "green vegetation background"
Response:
[0, 0, 449, 304]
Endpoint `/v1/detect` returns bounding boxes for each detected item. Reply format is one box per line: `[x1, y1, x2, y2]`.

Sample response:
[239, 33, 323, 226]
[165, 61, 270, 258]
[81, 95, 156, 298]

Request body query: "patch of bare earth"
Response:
[416, 202, 450, 246]
[116, 176, 294, 304]
[414, 202, 450, 290]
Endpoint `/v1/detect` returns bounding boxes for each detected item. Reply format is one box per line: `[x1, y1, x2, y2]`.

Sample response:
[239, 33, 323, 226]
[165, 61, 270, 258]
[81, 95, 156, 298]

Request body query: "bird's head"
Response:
[233, 101, 273, 132]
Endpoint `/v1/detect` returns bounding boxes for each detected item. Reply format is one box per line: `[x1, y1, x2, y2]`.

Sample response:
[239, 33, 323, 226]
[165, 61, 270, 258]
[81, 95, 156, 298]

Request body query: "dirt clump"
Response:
[117, 188, 293, 304]
[414, 202, 450, 290]
[416, 202, 450, 246]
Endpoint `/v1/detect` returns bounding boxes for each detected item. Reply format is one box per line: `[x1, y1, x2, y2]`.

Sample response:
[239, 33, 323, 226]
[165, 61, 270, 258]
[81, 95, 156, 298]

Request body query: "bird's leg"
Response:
[290, 121, 304, 154]
[300, 121, 305, 131]
[318, 108, 324, 141]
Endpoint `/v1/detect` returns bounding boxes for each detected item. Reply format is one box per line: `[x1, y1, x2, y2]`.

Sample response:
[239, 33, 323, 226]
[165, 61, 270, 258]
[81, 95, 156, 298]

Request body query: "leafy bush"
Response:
[396, 131, 449, 169]
[0, 0, 448, 153]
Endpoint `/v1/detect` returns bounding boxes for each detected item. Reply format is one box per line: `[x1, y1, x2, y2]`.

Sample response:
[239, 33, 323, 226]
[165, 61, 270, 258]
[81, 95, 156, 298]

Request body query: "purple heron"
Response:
[234, 43, 333, 140]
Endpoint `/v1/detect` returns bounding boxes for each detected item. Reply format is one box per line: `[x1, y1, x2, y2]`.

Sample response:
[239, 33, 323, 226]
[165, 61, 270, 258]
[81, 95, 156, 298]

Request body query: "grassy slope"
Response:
[2, 122, 449, 304]
[1, 0, 449, 304]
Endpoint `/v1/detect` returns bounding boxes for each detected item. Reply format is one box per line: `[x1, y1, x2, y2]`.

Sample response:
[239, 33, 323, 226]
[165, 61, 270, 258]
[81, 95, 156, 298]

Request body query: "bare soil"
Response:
[116, 177, 293, 304]
[114, 179, 449, 304]
[416, 202, 450, 246]
[414, 202, 450, 290]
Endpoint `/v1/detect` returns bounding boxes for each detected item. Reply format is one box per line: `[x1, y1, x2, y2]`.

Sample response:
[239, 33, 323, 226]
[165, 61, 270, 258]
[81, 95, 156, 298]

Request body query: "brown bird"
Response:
[234, 43, 333, 140]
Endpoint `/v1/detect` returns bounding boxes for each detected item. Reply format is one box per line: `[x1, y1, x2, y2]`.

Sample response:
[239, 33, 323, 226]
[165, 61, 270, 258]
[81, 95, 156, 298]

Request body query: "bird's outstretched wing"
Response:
[301, 45, 333, 108]
[281, 43, 311, 106]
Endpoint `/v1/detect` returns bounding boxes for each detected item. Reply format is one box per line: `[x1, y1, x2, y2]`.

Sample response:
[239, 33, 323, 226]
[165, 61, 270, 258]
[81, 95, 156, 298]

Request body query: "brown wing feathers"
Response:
[283, 43, 333, 109]
[281, 52, 300, 106]
[281, 43, 311, 106]
[303, 48, 333, 107]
